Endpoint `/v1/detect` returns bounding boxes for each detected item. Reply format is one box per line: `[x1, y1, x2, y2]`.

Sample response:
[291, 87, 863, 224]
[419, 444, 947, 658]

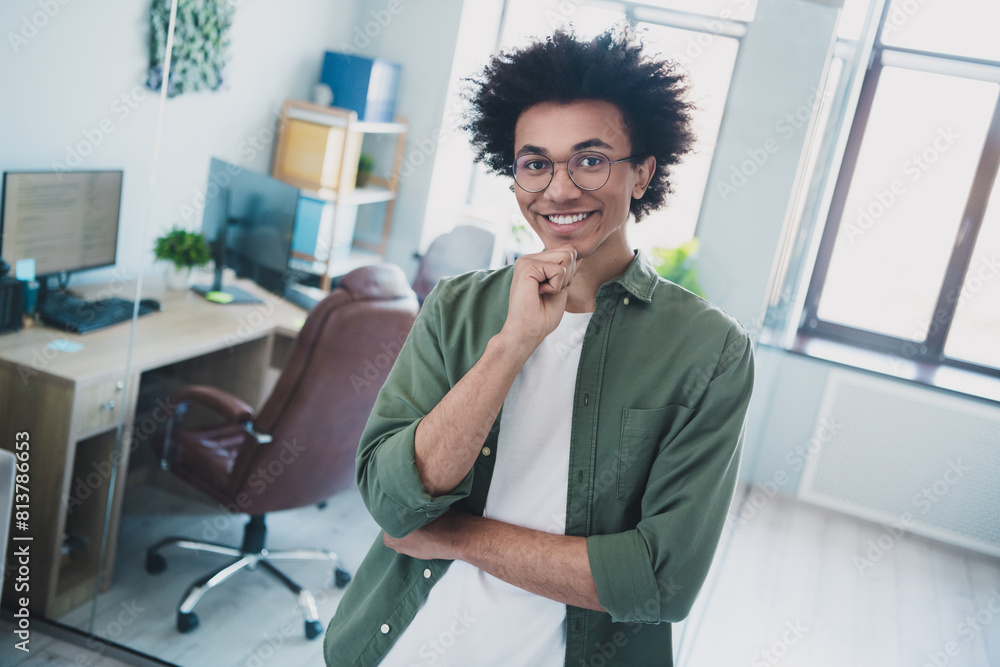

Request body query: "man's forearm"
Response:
[456, 515, 605, 611]
[383, 512, 605, 611]
[414, 332, 533, 496]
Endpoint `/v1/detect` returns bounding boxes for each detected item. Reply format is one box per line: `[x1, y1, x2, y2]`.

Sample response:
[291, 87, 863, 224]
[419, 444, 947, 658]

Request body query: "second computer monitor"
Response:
[201, 158, 299, 297]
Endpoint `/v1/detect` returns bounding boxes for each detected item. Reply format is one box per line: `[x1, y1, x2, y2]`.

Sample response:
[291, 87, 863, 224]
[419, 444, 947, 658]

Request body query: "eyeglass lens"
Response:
[513, 152, 613, 192]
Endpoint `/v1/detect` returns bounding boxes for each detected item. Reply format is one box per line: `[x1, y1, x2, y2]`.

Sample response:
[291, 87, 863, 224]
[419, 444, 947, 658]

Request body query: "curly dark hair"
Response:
[461, 25, 696, 221]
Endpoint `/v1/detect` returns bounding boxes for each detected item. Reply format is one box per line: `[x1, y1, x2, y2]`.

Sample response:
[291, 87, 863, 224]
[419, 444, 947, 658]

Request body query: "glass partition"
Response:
[50, 1, 386, 665]
[0, 0, 158, 652]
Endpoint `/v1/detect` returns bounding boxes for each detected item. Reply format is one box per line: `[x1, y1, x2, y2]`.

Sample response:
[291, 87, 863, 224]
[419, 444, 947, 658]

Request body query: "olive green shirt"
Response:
[324, 252, 754, 666]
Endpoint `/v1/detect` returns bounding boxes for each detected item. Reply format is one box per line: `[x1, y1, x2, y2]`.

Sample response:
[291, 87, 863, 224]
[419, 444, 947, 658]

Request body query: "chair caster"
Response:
[177, 611, 200, 634]
[305, 619, 323, 640]
[145, 552, 167, 574]
[334, 568, 351, 588]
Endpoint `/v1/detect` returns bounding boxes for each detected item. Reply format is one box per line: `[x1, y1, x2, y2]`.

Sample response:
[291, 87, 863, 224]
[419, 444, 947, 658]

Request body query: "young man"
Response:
[324, 26, 754, 666]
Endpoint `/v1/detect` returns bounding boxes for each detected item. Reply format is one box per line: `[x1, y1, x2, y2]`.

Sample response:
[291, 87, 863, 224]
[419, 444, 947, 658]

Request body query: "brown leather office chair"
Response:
[145, 264, 418, 639]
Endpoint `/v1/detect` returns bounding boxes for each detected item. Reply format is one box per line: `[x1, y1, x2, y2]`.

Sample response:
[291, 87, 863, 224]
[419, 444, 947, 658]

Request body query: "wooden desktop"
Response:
[0, 277, 305, 618]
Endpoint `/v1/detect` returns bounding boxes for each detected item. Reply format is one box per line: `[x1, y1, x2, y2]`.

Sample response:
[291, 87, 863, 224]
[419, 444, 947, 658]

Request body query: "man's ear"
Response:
[632, 156, 656, 199]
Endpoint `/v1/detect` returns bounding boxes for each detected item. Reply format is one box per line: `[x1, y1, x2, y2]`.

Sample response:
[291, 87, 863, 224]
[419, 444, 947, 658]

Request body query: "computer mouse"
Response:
[138, 298, 163, 311]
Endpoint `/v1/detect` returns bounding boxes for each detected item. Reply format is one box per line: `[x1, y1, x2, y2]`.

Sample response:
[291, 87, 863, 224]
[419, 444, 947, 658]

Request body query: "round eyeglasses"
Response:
[512, 151, 639, 193]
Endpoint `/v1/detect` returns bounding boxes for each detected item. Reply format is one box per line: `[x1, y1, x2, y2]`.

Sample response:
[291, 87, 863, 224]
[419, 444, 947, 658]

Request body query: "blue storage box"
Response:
[293, 195, 358, 263]
[320, 52, 401, 123]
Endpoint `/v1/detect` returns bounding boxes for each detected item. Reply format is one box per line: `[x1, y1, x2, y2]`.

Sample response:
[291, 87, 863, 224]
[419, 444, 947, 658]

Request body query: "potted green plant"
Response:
[356, 153, 374, 188]
[153, 226, 211, 290]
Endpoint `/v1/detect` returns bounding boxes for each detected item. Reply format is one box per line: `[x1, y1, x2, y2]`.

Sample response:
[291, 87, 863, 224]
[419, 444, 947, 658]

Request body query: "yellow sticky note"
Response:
[206, 291, 235, 304]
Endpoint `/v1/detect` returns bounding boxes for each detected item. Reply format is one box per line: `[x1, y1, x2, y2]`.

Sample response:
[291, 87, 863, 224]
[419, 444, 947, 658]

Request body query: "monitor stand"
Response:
[192, 219, 263, 305]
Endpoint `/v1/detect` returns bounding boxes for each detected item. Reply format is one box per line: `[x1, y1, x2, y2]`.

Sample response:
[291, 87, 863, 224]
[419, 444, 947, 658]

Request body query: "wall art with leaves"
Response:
[146, 0, 234, 98]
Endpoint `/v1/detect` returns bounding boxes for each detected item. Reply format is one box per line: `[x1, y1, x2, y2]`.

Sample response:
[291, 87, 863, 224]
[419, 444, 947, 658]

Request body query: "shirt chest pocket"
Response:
[617, 405, 693, 501]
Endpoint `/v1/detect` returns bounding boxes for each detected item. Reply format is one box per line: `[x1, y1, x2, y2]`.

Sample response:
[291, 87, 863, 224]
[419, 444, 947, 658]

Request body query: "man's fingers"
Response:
[522, 246, 577, 294]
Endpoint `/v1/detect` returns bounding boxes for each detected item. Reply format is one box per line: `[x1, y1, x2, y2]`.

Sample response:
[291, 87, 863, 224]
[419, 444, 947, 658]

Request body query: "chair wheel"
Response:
[145, 552, 167, 574]
[177, 611, 200, 634]
[334, 568, 351, 588]
[305, 619, 323, 640]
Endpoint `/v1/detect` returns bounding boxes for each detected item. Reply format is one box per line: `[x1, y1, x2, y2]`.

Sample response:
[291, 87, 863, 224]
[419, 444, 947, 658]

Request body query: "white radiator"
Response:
[799, 370, 1000, 557]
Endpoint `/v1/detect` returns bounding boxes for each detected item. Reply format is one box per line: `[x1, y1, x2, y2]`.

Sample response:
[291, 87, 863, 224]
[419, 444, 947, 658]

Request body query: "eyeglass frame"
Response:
[511, 150, 641, 193]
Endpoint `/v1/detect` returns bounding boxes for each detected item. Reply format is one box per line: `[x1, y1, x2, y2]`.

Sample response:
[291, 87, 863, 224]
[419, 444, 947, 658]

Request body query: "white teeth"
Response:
[548, 212, 589, 225]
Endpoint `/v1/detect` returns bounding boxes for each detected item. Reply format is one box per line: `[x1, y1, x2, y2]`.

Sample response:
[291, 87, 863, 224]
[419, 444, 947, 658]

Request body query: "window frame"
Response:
[797, 2, 1000, 380]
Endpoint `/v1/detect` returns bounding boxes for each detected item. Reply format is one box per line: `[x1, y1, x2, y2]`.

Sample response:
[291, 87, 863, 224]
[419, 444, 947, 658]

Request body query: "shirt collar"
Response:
[607, 250, 659, 303]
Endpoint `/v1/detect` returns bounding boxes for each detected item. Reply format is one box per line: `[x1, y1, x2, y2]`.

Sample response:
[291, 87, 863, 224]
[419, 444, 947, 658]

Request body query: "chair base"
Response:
[146, 515, 351, 639]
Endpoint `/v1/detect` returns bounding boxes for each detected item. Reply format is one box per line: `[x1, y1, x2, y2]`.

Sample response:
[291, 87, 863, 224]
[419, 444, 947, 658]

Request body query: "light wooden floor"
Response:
[680, 488, 1000, 667]
[2, 483, 997, 666]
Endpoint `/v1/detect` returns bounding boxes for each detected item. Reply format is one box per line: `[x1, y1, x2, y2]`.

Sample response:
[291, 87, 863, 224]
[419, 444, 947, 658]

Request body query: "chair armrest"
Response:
[159, 386, 258, 471]
[169, 385, 254, 424]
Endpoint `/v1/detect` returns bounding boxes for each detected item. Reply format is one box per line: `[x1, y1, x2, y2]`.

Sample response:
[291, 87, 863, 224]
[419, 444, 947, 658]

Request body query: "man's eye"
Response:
[524, 159, 550, 171]
[576, 155, 605, 168]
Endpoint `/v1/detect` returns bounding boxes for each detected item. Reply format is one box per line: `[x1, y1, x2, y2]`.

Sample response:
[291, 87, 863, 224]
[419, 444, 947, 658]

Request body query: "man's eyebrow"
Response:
[515, 138, 615, 157]
[573, 138, 614, 152]
[516, 144, 548, 157]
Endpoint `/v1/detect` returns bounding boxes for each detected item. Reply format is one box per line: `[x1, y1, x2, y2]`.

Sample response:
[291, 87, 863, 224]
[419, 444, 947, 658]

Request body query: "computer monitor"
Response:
[195, 158, 300, 303]
[0, 170, 123, 286]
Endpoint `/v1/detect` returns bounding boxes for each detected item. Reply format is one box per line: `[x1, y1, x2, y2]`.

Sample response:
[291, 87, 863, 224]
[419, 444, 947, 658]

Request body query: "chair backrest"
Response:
[236, 264, 418, 514]
[411, 224, 497, 303]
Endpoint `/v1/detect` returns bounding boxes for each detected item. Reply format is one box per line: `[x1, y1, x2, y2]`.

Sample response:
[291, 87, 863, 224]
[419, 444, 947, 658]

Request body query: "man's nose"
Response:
[544, 162, 582, 200]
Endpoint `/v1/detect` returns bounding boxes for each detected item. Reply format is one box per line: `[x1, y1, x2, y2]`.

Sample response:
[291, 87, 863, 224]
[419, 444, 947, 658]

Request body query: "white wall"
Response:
[0, 0, 357, 282]
[696, 0, 842, 328]
[347, 0, 468, 276]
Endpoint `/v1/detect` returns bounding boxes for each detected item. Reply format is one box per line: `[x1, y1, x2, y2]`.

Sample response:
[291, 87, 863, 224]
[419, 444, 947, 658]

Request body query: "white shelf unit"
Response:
[271, 99, 407, 290]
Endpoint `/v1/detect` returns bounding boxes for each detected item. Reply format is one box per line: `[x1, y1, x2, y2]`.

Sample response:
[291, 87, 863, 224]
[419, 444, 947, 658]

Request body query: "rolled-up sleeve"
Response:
[355, 284, 475, 538]
[587, 325, 754, 623]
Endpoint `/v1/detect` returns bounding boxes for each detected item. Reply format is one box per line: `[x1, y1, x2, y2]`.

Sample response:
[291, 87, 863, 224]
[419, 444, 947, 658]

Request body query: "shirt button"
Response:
[623, 297, 630, 305]
[583, 394, 589, 406]
[380, 623, 390, 634]
[481, 446, 491, 456]
[423, 568, 432, 579]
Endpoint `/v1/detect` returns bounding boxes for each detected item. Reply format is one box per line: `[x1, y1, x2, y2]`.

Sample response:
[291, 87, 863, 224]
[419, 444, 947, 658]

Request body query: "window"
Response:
[799, 0, 1000, 377]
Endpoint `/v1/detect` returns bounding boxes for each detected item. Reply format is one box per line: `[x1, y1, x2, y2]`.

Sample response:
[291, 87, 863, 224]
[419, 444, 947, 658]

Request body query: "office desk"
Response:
[0, 280, 305, 617]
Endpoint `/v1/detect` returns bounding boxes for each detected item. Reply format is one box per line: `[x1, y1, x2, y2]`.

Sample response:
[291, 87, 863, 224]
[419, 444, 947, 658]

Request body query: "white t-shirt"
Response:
[379, 310, 593, 667]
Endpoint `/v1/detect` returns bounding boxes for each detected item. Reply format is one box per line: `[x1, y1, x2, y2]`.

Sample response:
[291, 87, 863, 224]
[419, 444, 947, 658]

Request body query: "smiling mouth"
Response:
[546, 212, 592, 226]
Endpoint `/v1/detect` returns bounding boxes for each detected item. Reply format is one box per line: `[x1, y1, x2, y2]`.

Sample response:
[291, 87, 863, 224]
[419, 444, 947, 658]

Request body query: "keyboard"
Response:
[284, 283, 329, 312]
[40, 295, 159, 334]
